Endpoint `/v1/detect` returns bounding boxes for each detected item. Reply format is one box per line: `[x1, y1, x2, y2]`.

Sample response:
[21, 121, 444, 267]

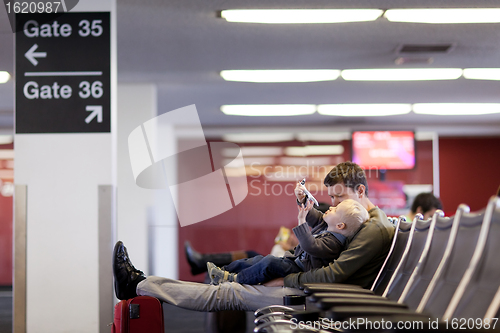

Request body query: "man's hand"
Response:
[263, 277, 285, 287]
[295, 182, 307, 203]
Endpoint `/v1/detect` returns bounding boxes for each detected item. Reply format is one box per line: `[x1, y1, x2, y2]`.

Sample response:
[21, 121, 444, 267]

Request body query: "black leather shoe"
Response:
[113, 241, 146, 300]
[184, 241, 206, 275]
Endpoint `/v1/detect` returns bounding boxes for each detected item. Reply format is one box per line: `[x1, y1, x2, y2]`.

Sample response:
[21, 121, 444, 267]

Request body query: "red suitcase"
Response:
[112, 296, 164, 333]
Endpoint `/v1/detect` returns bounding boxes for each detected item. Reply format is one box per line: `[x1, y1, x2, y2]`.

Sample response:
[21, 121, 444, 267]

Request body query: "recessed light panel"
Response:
[222, 133, 294, 142]
[221, 9, 383, 24]
[221, 105, 316, 116]
[0, 72, 10, 84]
[318, 104, 412, 116]
[285, 145, 344, 156]
[463, 68, 500, 81]
[385, 8, 500, 24]
[413, 103, 500, 115]
[341, 68, 462, 81]
[220, 70, 340, 83]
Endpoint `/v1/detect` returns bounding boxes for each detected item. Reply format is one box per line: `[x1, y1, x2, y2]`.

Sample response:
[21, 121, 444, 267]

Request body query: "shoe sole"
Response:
[113, 241, 124, 299]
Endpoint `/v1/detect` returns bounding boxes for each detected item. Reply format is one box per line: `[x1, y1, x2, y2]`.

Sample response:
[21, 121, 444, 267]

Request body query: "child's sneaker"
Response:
[207, 262, 237, 284]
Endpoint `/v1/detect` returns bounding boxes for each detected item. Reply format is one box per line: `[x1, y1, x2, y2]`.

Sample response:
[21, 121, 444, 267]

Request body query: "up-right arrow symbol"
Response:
[85, 105, 103, 123]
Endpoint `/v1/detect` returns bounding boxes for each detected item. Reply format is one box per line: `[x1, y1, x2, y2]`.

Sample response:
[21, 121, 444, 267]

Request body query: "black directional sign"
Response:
[15, 12, 110, 133]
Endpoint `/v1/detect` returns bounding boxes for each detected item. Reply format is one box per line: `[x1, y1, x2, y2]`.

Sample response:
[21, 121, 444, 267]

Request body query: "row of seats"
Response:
[253, 195, 500, 332]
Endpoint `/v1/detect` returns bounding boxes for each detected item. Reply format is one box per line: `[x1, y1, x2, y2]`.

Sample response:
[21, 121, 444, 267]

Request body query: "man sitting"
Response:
[114, 161, 395, 312]
[207, 199, 368, 285]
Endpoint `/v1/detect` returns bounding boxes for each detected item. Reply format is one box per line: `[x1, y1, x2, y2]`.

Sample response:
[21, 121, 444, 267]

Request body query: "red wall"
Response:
[178, 137, 500, 281]
[0, 143, 14, 286]
[177, 140, 349, 282]
[177, 139, 435, 281]
[0, 193, 12, 285]
[439, 137, 500, 214]
[178, 186, 307, 282]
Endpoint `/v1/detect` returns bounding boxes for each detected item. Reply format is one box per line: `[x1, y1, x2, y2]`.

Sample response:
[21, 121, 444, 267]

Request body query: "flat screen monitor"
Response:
[352, 131, 415, 170]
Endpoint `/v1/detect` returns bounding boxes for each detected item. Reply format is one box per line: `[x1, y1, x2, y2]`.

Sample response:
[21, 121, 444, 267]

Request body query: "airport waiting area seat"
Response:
[304, 215, 414, 298]
[254, 211, 442, 330]
[254, 215, 414, 320]
[313, 212, 437, 305]
[253, 196, 500, 333]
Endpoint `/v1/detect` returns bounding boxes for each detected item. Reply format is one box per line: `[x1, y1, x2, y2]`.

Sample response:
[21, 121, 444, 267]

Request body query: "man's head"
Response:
[323, 199, 368, 238]
[324, 162, 369, 207]
[410, 192, 443, 220]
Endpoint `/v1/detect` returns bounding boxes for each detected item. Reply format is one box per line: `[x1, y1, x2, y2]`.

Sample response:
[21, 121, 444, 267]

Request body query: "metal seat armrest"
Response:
[254, 305, 296, 318]
[323, 305, 419, 321]
[309, 292, 382, 303]
[254, 319, 328, 333]
[318, 298, 408, 311]
[254, 312, 293, 325]
[304, 284, 363, 295]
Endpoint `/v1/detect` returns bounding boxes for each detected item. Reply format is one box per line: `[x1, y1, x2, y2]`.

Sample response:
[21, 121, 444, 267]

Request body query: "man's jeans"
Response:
[137, 277, 306, 312]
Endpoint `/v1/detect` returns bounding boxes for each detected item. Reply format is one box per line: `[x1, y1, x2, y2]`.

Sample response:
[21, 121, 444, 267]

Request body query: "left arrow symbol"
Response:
[25, 44, 47, 66]
[85, 105, 103, 124]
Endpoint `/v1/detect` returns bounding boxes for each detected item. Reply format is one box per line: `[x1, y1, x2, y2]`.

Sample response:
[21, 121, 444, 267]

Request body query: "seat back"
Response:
[398, 211, 456, 310]
[445, 196, 500, 320]
[418, 204, 485, 317]
[371, 217, 413, 295]
[384, 214, 435, 301]
[484, 285, 500, 321]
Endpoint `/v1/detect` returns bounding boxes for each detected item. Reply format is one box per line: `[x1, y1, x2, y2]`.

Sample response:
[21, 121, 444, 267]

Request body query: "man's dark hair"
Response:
[411, 192, 443, 214]
[323, 161, 369, 196]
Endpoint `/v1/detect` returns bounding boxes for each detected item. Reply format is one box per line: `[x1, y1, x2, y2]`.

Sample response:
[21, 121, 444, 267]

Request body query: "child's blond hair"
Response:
[338, 199, 369, 237]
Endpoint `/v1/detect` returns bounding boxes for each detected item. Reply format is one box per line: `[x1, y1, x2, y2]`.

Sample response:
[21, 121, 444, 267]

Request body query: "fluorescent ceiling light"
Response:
[223, 167, 249, 177]
[0, 149, 14, 159]
[385, 8, 500, 24]
[0, 72, 11, 84]
[220, 9, 384, 24]
[318, 104, 412, 116]
[341, 68, 462, 81]
[264, 172, 306, 182]
[223, 133, 294, 142]
[403, 184, 433, 196]
[221, 104, 316, 116]
[0, 135, 13, 145]
[220, 70, 340, 83]
[224, 156, 276, 166]
[279, 156, 333, 166]
[413, 103, 500, 115]
[463, 68, 500, 80]
[223, 146, 283, 157]
[415, 132, 435, 141]
[243, 164, 268, 177]
[285, 145, 344, 156]
[296, 132, 351, 142]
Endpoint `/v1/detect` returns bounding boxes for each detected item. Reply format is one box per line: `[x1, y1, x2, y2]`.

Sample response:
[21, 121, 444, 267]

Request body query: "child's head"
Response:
[323, 199, 369, 237]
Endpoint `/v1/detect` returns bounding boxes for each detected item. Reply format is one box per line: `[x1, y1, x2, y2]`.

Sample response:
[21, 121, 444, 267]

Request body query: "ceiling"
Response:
[2, 0, 500, 137]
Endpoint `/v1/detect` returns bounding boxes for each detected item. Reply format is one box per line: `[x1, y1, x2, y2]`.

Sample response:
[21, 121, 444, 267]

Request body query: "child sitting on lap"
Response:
[208, 199, 369, 285]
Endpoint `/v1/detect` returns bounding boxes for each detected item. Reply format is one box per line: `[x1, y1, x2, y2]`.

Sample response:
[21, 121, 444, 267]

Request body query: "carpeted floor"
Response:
[0, 286, 12, 333]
